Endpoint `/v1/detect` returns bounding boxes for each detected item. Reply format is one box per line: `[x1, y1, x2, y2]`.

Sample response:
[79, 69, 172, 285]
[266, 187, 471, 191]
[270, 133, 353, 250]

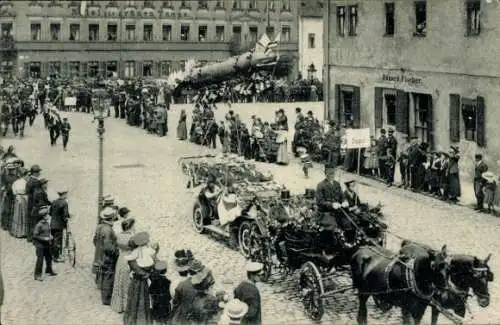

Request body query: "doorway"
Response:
[29, 62, 41, 78]
[411, 93, 433, 148]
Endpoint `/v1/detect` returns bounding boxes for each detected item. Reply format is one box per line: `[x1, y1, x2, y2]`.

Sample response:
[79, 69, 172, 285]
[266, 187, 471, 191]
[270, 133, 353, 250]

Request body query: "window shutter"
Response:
[426, 95, 434, 149]
[476, 96, 486, 147]
[395, 90, 409, 134]
[374, 87, 383, 128]
[351, 86, 360, 128]
[449, 94, 460, 142]
[334, 84, 341, 122]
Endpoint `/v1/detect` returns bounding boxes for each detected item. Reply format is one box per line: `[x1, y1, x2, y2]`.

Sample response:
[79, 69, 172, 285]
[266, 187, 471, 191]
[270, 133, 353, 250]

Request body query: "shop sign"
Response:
[345, 128, 371, 149]
[382, 74, 422, 85]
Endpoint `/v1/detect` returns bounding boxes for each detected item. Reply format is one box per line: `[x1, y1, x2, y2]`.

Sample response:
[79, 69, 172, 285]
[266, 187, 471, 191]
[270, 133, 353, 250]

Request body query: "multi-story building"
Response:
[298, 0, 323, 81]
[325, 0, 500, 181]
[0, 0, 298, 79]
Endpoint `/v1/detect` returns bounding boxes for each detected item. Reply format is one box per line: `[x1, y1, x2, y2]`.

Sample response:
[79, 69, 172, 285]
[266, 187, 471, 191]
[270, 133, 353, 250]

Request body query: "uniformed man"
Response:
[60, 117, 71, 151]
[50, 188, 70, 262]
[315, 167, 349, 231]
[26, 164, 42, 242]
[322, 122, 341, 168]
[377, 129, 388, 179]
[92, 207, 117, 288]
[232, 262, 262, 325]
[33, 206, 57, 281]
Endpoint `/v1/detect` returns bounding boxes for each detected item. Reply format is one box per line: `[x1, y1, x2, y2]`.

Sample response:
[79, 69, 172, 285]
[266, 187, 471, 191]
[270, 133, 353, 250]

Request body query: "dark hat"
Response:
[206, 173, 217, 183]
[328, 120, 336, 126]
[30, 164, 42, 173]
[388, 128, 394, 133]
[295, 107, 301, 112]
[304, 188, 316, 200]
[38, 205, 50, 216]
[278, 108, 284, 113]
[307, 110, 313, 115]
[280, 190, 291, 200]
[154, 260, 168, 273]
[345, 180, 356, 186]
[450, 146, 459, 153]
[39, 178, 49, 185]
[57, 188, 69, 195]
[441, 151, 449, 157]
[475, 153, 483, 159]
[130, 231, 150, 247]
[188, 259, 205, 273]
[19, 167, 28, 176]
[121, 218, 135, 231]
[380, 129, 386, 134]
[175, 256, 190, 273]
[118, 207, 131, 218]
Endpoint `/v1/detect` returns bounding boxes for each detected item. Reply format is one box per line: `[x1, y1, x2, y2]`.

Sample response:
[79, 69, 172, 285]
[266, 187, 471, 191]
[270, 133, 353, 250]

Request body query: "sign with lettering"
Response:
[382, 74, 422, 85]
[345, 128, 371, 149]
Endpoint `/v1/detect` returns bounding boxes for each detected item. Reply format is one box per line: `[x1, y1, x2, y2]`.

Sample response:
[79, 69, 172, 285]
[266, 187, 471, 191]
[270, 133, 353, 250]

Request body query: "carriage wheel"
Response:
[238, 220, 260, 258]
[66, 231, 76, 268]
[192, 203, 206, 234]
[251, 239, 273, 283]
[299, 261, 325, 321]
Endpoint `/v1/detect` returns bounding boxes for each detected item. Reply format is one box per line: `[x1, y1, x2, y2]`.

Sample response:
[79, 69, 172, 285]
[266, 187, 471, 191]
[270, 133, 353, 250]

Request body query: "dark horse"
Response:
[351, 245, 449, 325]
[400, 240, 493, 325]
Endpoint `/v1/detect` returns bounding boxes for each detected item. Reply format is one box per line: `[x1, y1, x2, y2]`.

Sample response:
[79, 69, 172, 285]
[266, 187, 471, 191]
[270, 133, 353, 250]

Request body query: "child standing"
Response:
[384, 148, 396, 187]
[482, 172, 497, 214]
[149, 260, 172, 325]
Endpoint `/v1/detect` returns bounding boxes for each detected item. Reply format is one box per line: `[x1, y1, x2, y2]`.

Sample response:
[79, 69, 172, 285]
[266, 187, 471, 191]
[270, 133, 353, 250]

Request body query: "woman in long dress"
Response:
[10, 168, 29, 238]
[124, 231, 158, 325]
[110, 218, 136, 313]
[177, 109, 188, 140]
[275, 109, 289, 165]
[447, 147, 461, 202]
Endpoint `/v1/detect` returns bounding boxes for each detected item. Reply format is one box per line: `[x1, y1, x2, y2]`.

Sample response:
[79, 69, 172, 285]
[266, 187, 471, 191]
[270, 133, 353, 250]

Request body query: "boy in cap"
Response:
[33, 206, 57, 281]
[232, 261, 262, 325]
[150, 260, 172, 324]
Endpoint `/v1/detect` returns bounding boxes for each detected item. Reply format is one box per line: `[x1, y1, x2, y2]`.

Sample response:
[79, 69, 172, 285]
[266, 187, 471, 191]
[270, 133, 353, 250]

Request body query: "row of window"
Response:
[30, 22, 291, 42]
[24, 60, 202, 78]
[336, 1, 481, 38]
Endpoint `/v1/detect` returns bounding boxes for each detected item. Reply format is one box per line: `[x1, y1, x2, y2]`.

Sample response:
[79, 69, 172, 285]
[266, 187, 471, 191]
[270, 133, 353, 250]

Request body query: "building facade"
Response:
[298, 0, 323, 81]
[0, 0, 298, 79]
[325, 0, 500, 181]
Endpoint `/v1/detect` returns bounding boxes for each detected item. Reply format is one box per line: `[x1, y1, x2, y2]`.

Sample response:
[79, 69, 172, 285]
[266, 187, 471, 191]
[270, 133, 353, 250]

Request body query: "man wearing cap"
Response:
[322, 123, 341, 168]
[92, 207, 118, 287]
[32, 206, 57, 281]
[316, 167, 349, 230]
[376, 129, 388, 179]
[232, 262, 262, 325]
[473, 154, 488, 211]
[49, 189, 70, 262]
[60, 117, 71, 151]
[31, 178, 50, 223]
[219, 299, 249, 325]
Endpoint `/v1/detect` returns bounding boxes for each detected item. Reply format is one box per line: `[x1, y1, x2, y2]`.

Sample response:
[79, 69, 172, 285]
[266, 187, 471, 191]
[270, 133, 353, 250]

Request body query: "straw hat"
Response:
[246, 261, 263, 273]
[100, 207, 116, 220]
[482, 171, 497, 183]
[191, 267, 212, 286]
[225, 299, 249, 320]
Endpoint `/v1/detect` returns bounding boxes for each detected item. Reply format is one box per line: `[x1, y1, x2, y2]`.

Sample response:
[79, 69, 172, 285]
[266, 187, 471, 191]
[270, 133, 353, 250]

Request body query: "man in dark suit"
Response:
[377, 129, 388, 179]
[33, 206, 57, 281]
[315, 167, 348, 230]
[170, 259, 203, 324]
[233, 262, 262, 325]
[32, 178, 50, 222]
[50, 189, 70, 262]
[26, 165, 42, 242]
[473, 154, 488, 211]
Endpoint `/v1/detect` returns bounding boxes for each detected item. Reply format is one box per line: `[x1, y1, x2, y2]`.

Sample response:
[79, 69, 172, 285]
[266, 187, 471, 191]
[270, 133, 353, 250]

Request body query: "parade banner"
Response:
[64, 97, 77, 106]
[345, 128, 371, 149]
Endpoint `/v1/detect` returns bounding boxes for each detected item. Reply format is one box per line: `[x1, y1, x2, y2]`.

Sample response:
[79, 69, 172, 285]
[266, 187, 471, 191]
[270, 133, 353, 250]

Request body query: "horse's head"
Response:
[426, 245, 450, 291]
[450, 253, 493, 308]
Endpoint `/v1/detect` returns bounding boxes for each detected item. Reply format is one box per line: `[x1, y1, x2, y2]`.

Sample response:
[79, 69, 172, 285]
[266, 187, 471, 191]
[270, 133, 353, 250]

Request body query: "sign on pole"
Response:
[345, 128, 371, 149]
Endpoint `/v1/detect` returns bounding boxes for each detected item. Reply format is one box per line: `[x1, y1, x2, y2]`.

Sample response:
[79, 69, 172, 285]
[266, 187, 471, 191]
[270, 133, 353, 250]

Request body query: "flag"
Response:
[80, 0, 87, 16]
[265, 32, 280, 56]
[254, 33, 271, 54]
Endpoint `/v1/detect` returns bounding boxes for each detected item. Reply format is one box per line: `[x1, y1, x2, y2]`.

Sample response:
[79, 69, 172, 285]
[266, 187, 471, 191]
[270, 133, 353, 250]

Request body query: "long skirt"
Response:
[111, 256, 132, 313]
[124, 277, 153, 325]
[1, 194, 13, 230]
[10, 194, 28, 238]
[276, 140, 289, 165]
[447, 173, 462, 198]
[177, 121, 188, 140]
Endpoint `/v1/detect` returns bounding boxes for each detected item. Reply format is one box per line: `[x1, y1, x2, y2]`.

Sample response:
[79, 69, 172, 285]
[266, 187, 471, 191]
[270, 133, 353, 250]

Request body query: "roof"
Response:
[298, 0, 324, 18]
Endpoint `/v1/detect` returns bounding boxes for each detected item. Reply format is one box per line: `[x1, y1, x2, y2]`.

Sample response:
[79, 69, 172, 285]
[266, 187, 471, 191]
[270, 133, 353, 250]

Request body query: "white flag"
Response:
[80, 1, 87, 16]
[254, 33, 271, 54]
[265, 32, 280, 55]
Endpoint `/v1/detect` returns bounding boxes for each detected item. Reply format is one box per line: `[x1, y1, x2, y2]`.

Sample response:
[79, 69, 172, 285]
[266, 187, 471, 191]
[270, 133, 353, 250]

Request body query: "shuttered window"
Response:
[395, 90, 409, 134]
[449, 94, 460, 142]
[425, 95, 434, 149]
[351, 86, 360, 128]
[374, 87, 383, 128]
[335, 84, 341, 122]
[476, 96, 485, 147]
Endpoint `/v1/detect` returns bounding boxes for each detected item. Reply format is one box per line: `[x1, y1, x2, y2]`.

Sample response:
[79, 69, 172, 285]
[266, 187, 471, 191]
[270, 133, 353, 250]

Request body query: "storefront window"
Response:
[48, 61, 61, 77]
[461, 98, 476, 141]
[69, 61, 80, 77]
[125, 61, 135, 78]
[342, 90, 353, 122]
[385, 94, 396, 125]
[106, 61, 117, 77]
[88, 61, 99, 77]
[160, 61, 171, 76]
[143, 61, 153, 77]
[29, 62, 41, 78]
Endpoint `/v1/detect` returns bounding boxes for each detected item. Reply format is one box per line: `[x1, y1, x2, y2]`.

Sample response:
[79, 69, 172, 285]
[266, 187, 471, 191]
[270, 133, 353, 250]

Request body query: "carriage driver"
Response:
[315, 166, 351, 241]
[199, 173, 222, 221]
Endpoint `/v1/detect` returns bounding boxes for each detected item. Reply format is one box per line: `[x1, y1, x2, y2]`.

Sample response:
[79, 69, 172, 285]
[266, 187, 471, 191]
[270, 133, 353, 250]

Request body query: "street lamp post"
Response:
[93, 78, 108, 224]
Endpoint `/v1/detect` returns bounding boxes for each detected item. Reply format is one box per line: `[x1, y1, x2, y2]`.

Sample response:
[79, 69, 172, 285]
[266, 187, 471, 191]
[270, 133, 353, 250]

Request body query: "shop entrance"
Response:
[29, 62, 41, 78]
[411, 93, 433, 148]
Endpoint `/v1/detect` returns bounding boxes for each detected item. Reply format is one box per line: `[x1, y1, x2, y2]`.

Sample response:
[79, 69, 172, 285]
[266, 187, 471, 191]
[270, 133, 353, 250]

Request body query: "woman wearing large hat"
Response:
[124, 231, 157, 325]
[110, 218, 136, 313]
[189, 267, 221, 324]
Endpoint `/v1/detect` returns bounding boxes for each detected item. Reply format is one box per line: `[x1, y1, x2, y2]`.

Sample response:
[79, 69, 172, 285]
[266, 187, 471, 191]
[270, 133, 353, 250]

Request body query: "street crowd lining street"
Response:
[1, 110, 499, 325]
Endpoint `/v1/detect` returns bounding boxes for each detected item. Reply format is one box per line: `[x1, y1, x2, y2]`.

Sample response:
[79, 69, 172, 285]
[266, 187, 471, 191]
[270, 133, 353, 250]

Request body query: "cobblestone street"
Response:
[1, 109, 499, 325]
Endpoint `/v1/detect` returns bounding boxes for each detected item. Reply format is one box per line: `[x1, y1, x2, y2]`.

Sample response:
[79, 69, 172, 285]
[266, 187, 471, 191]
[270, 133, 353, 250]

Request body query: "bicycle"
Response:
[62, 216, 76, 267]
